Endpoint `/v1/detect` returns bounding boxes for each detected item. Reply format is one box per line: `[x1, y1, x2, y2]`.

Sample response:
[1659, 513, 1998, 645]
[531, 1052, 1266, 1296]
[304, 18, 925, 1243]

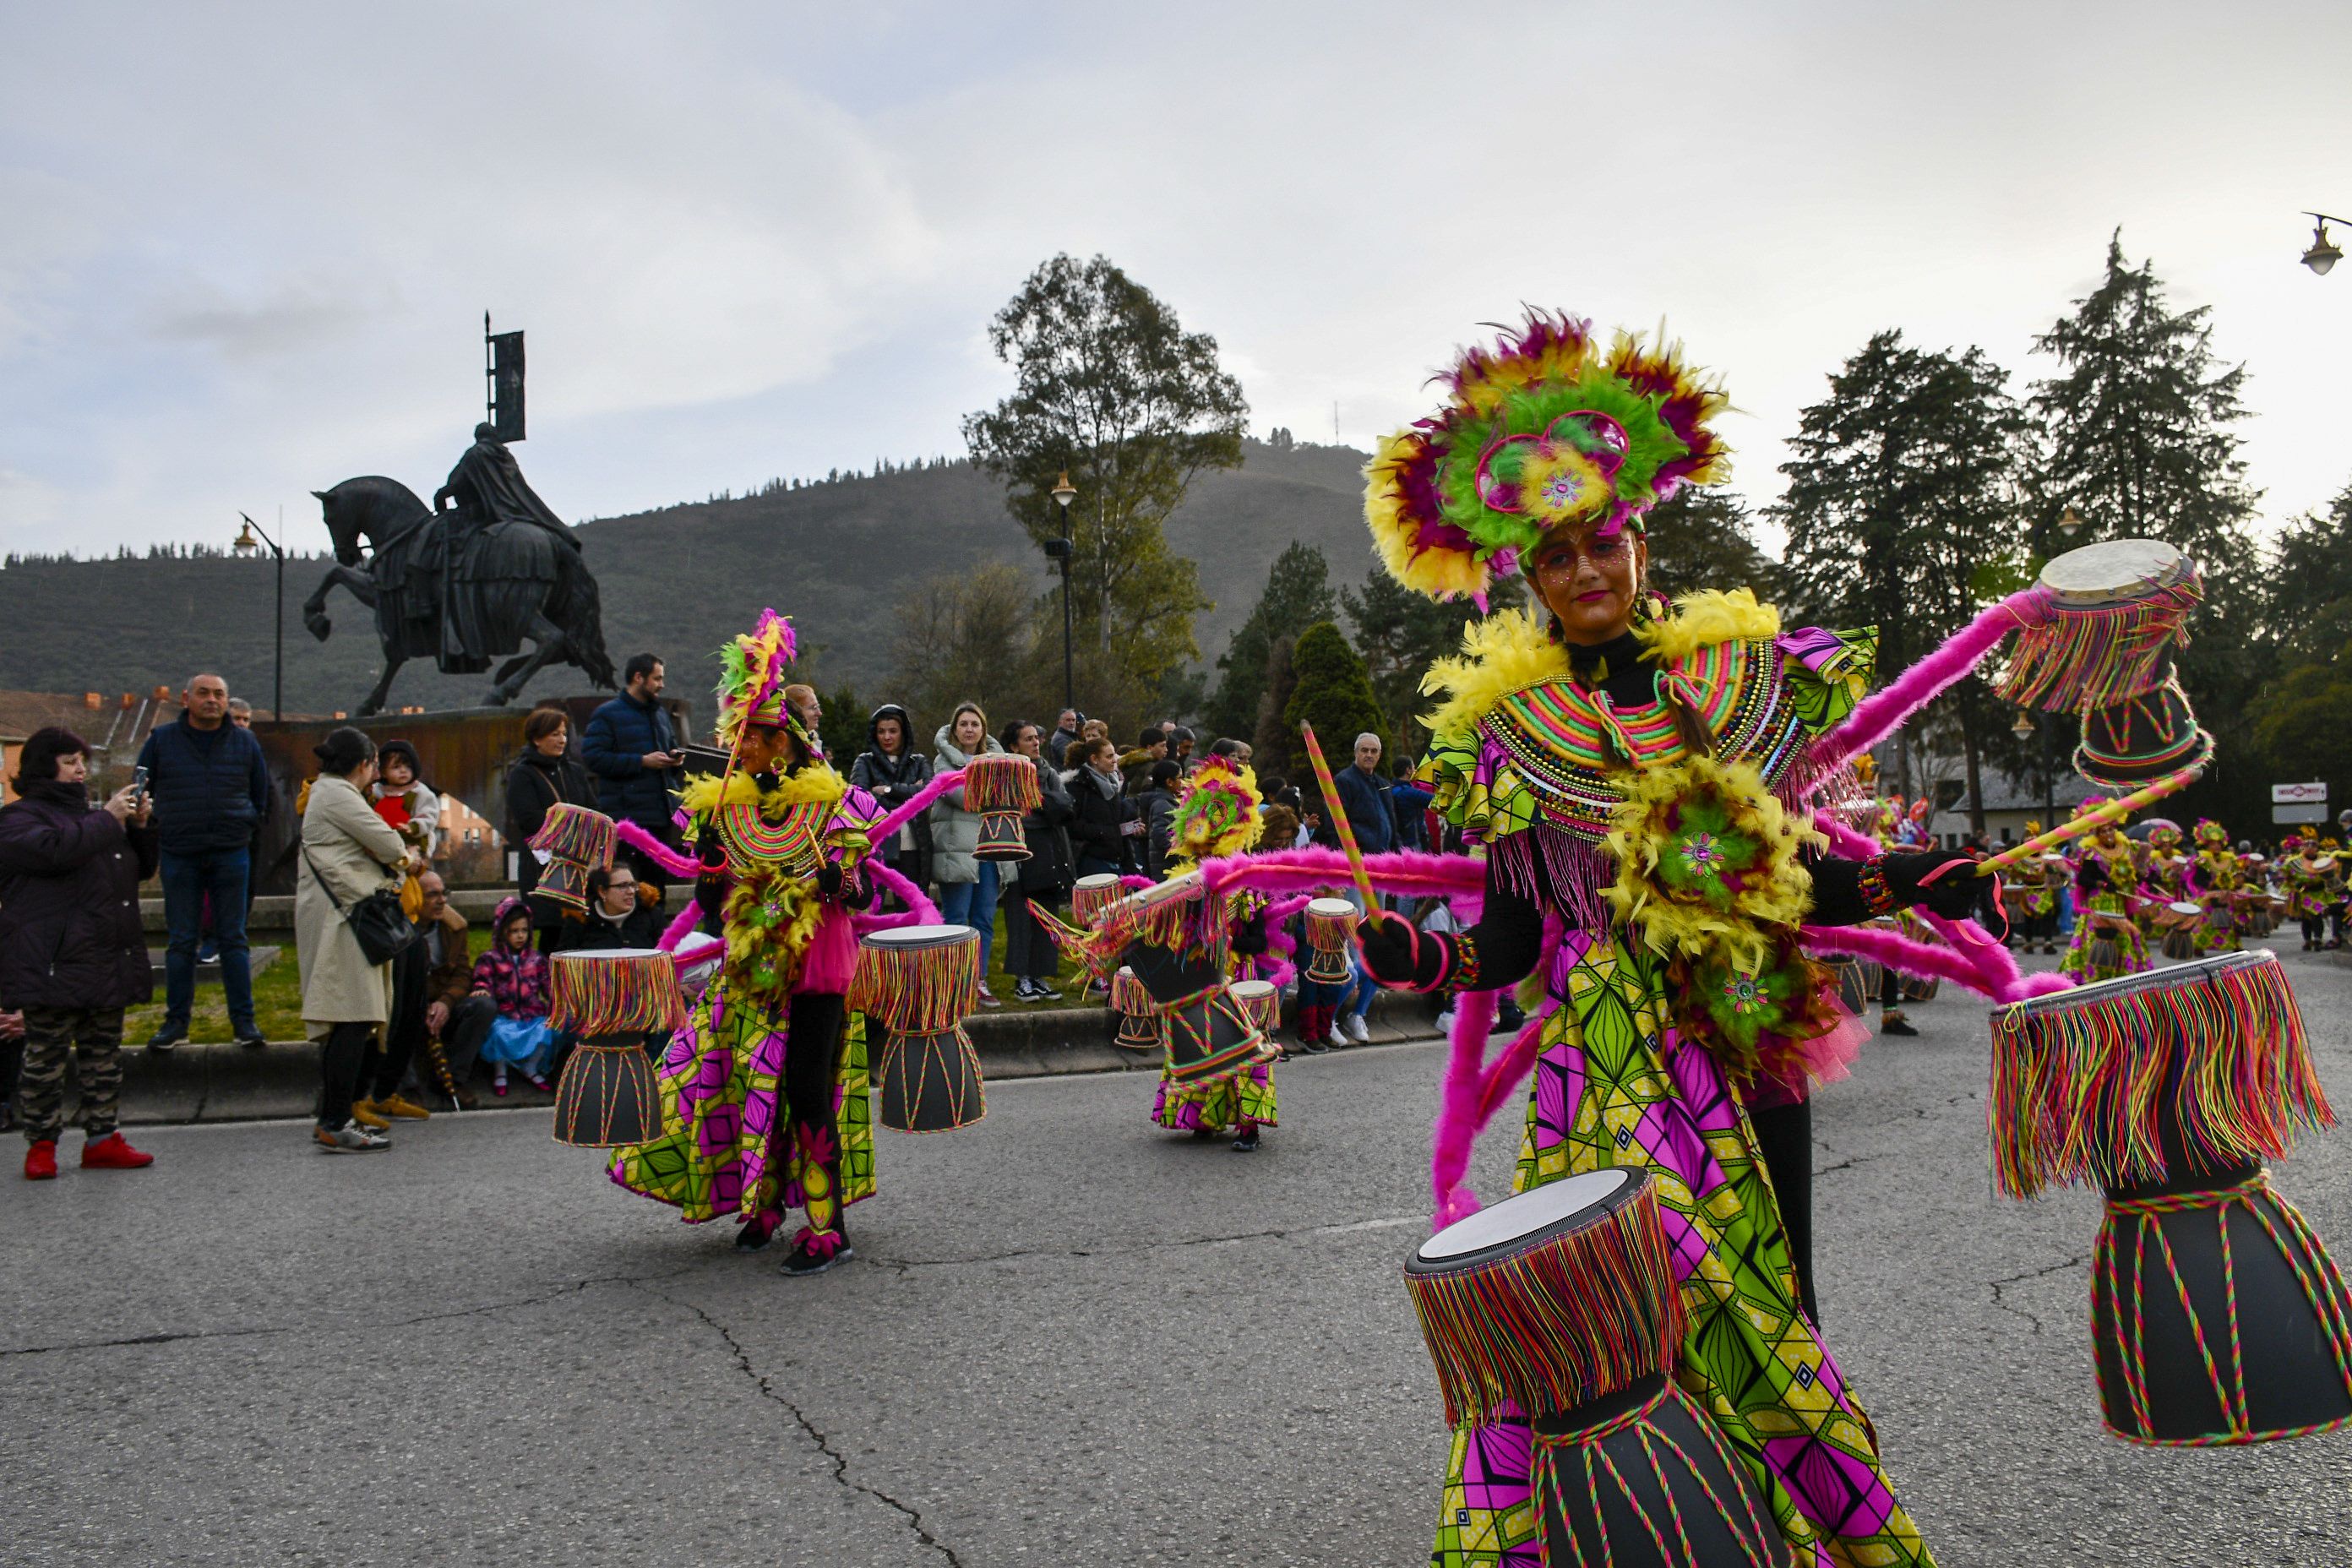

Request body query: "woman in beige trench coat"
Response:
[297, 727, 416, 1152]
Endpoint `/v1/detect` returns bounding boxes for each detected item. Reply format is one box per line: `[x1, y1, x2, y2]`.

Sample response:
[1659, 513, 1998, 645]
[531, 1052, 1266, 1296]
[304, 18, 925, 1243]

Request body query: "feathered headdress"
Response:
[1365, 309, 1729, 606]
[1163, 757, 1264, 869]
[2193, 818, 2229, 847]
[714, 609, 799, 751]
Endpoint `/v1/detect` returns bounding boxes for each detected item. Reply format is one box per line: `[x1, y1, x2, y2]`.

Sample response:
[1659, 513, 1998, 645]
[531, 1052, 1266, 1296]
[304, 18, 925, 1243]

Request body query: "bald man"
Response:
[134, 672, 272, 1051]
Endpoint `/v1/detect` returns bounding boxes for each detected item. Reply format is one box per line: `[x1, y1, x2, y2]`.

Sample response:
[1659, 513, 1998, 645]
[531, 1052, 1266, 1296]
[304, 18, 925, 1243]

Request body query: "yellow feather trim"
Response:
[1418, 608, 1569, 742]
[682, 765, 846, 823]
[1366, 431, 1493, 602]
[1635, 589, 1780, 665]
[1602, 754, 1825, 977]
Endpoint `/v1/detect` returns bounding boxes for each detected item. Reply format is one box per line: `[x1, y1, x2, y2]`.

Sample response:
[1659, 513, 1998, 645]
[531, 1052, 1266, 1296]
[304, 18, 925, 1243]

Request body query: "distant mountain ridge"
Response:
[0, 438, 1379, 719]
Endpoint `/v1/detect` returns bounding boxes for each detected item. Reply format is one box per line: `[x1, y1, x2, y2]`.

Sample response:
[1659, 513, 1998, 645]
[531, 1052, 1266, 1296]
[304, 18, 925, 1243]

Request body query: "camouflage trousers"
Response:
[16, 1006, 126, 1144]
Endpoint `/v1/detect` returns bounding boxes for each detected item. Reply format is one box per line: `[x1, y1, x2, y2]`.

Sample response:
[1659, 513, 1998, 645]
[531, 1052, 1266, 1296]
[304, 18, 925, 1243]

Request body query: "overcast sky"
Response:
[6, 2, 2351, 564]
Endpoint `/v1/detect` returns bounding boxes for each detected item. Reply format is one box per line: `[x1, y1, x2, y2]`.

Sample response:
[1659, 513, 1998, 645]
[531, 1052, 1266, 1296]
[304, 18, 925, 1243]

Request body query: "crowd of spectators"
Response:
[0, 650, 1438, 1168]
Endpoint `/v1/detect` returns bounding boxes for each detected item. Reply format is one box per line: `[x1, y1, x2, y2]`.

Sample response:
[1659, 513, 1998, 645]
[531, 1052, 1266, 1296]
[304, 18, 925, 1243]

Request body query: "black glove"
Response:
[1885, 849, 1992, 923]
[818, 863, 844, 900]
[1358, 908, 1442, 989]
[1231, 910, 1269, 959]
[694, 828, 729, 925]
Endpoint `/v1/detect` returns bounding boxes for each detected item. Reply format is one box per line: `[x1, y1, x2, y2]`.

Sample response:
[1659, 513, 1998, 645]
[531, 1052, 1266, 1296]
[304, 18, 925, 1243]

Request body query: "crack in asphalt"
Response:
[640, 1280, 963, 1568]
[1987, 1254, 2091, 1337]
[868, 1212, 1425, 1273]
[0, 1266, 691, 1359]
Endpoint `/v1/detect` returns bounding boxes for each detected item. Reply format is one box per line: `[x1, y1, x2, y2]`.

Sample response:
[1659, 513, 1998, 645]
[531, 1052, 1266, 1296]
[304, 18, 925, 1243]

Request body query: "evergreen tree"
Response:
[1640, 487, 1777, 602]
[2249, 484, 2352, 808]
[2031, 232, 2264, 828]
[961, 253, 1247, 714]
[1252, 634, 1302, 779]
[1281, 622, 1389, 784]
[1772, 331, 2030, 826]
[818, 683, 866, 765]
[1342, 570, 1478, 760]
[1206, 541, 1336, 745]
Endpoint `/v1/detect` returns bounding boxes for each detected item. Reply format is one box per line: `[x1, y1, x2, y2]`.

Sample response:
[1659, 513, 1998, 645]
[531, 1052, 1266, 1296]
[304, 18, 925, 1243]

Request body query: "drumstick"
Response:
[1298, 722, 1385, 923]
[1974, 765, 2202, 875]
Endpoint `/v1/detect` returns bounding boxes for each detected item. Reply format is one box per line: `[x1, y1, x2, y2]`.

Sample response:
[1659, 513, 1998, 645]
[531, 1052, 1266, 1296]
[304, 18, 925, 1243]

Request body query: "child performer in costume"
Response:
[2061, 807, 2150, 983]
[1355, 311, 1974, 1567]
[2192, 819, 2241, 956]
[609, 612, 885, 1276]
[1148, 758, 1279, 1152]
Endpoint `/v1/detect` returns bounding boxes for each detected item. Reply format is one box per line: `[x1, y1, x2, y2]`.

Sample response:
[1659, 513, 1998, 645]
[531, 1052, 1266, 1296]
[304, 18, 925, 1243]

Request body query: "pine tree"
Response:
[1206, 541, 1336, 745]
[1342, 570, 1478, 760]
[1281, 622, 1389, 784]
[1772, 331, 2029, 825]
[1252, 634, 1302, 780]
[1639, 487, 1776, 602]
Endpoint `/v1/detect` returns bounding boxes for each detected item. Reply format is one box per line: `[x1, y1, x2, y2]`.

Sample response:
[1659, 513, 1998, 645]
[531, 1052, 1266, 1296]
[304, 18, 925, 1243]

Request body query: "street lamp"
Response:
[2301, 213, 2347, 275]
[1047, 471, 1078, 710]
[232, 510, 285, 721]
[2011, 708, 2035, 739]
[2057, 504, 2084, 540]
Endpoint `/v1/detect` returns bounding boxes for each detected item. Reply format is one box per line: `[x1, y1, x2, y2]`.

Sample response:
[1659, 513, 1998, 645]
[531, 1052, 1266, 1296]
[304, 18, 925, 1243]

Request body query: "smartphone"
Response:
[131, 765, 151, 801]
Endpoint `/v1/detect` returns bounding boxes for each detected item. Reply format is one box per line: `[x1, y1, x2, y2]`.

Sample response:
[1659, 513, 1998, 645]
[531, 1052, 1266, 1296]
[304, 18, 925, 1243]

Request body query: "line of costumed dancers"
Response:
[520, 307, 2352, 1566]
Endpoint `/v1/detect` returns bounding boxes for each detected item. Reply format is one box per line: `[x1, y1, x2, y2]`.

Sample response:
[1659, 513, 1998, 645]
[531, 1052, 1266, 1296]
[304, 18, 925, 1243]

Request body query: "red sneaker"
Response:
[24, 1140, 57, 1180]
[80, 1132, 154, 1170]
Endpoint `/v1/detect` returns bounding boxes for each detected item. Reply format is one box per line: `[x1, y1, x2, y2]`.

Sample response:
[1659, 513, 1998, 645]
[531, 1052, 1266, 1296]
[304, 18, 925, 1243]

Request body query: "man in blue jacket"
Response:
[581, 654, 683, 881]
[135, 673, 271, 1051]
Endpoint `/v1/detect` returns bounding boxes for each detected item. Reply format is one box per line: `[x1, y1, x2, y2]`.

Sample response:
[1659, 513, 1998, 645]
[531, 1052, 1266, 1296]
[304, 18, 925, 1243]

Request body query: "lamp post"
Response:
[2301, 213, 2348, 275]
[232, 511, 285, 721]
[1048, 471, 1077, 710]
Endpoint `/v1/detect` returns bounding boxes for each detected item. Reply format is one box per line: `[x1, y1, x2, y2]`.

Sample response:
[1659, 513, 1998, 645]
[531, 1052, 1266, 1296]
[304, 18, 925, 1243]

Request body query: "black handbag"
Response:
[303, 845, 417, 966]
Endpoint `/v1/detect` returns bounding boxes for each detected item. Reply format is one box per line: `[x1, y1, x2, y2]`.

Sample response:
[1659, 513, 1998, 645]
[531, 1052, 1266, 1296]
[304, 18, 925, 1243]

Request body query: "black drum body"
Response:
[1122, 939, 1228, 1010]
[974, 809, 1030, 862]
[553, 1035, 663, 1147]
[1533, 1374, 1778, 1566]
[1162, 987, 1262, 1084]
[877, 1026, 986, 1133]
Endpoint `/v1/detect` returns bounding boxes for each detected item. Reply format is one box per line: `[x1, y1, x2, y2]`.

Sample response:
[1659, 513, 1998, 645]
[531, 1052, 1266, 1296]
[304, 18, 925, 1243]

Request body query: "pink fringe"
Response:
[1811, 589, 2050, 774]
[863, 860, 941, 924]
[1199, 847, 1486, 909]
[1810, 808, 2070, 1004]
[871, 768, 966, 845]
[614, 819, 703, 879]
[656, 901, 705, 953]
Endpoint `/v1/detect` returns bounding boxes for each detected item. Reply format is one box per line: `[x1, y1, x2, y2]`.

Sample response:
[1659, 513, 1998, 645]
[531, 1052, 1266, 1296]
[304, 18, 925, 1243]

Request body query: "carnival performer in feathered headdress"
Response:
[1146, 757, 1278, 1151]
[608, 611, 885, 1275]
[2191, 818, 2242, 956]
[1353, 310, 1977, 1565]
[2059, 798, 2151, 983]
[2284, 832, 2343, 951]
[2003, 821, 2064, 956]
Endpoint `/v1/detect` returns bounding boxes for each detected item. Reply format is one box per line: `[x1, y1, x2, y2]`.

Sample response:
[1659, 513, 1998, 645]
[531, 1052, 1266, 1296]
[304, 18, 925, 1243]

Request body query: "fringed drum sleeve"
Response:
[1995, 580, 2203, 714]
[1407, 1179, 1685, 1427]
[1990, 958, 2334, 1199]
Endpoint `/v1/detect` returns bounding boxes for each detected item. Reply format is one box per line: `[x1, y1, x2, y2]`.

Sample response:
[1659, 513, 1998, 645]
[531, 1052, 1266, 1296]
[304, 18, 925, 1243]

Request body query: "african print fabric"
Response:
[1434, 931, 1931, 1568]
[2059, 891, 2150, 985]
[1152, 1058, 1277, 1133]
[607, 988, 875, 1223]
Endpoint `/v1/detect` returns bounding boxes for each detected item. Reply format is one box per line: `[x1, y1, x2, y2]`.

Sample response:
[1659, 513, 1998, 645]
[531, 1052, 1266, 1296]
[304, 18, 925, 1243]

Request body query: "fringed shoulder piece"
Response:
[1636, 589, 1778, 664]
[1418, 608, 1571, 743]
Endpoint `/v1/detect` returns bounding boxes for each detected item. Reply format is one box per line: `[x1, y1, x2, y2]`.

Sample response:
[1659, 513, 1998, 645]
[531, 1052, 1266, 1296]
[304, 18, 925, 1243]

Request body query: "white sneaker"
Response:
[1326, 1027, 1348, 1049]
[315, 1121, 391, 1153]
[1342, 1013, 1370, 1045]
[1435, 1010, 1456, 1035]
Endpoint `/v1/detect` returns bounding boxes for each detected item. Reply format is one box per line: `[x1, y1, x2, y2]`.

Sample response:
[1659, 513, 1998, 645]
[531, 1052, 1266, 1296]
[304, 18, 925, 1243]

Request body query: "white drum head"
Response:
[2039, 537, 2186, 607]
[1416, 1168, 1633, 1262]
[1305, 896, 1357, 919]
[1229, 979, 1276, 1001]
[863, 923, 977, 950]
[1074, 874, 1121, 892]
[2167, 901, 2201, 917]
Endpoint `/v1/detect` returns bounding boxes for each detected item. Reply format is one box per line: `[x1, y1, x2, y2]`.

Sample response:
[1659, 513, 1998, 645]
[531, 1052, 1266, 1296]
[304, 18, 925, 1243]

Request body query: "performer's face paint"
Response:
[1531, 520, 1648, 646]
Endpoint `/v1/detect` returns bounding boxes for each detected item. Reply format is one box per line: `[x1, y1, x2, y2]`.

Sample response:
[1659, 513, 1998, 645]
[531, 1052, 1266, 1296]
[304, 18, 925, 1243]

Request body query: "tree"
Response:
[817, 683, 867, 765]
[961, 253, 1247, 712]
[1282, 622, 1390, 788]
[1640, 487, 1776, 601]
[1771, 331, 2031, 830]
[1252, 634, 1302, 781]
[1342, 569, 1478, 760]
[2246, 484, 2352, 817]
[886, 563, 1050, 740]
[1206, 541, 1337, 745]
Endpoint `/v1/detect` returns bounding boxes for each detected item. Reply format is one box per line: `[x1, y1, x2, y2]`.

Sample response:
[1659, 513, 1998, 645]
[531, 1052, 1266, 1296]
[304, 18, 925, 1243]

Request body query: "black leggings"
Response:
[1749, 1097, 1819, 1328]
[318, 1021, 376, 1129]
[1879, 963, 1903, 1009]
[782, 992, 844, 1140]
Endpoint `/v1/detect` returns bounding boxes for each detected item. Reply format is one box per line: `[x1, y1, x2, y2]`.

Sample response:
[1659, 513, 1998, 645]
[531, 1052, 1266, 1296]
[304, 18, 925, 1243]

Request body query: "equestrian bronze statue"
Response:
[304, 426, 616, 715]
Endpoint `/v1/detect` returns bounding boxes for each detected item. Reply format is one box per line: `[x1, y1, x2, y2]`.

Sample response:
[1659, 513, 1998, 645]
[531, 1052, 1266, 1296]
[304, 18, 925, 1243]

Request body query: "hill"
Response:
[0, 438, 1378, 721]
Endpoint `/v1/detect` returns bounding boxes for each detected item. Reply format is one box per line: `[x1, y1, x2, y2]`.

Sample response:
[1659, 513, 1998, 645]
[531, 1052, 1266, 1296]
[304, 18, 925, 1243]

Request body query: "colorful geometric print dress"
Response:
[1151, 893, 1278, 1135]
[610, 767, 882, 1227]
[2058, 838, 2148, 984]
[1419, 594, 1935, 1568]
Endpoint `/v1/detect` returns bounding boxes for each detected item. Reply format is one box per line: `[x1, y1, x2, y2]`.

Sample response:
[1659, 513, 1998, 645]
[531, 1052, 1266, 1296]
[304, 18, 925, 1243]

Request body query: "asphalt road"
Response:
[6, 946, 2351, 1567]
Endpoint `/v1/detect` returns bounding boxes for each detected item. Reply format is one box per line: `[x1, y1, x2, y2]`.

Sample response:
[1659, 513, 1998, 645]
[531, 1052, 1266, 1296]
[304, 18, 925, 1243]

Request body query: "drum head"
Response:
[863, 923, 978, 950]
[2168, 901, 2202, 917]
[550, 946, 656, 965]
[1229, 979, 1276, 1003]
[1413, 1168, 1636, 1267]
[1305, 896, 1357, 920]
[1074, 874, 1121, 893]
[2039, 537, 2186, 606]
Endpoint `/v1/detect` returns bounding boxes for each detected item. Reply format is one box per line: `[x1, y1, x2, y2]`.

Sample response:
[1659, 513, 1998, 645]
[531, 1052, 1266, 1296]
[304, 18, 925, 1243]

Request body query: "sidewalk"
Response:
[106, 988, 1447, 1124]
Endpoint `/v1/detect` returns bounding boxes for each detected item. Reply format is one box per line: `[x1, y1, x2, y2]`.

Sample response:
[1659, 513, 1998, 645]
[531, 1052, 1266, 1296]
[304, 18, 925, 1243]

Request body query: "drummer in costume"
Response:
[2284, 836, 2341, 951]
[2003, 825, 2063, 956]
[1354, 311, 1977, 1566]
[609, 612, 885, 1276]
[2137, 819, 2198, 958]
[2191, 818, 2242, 956]
[1147, 757, 1278, 1152]
[2060, 805, 2150, 983]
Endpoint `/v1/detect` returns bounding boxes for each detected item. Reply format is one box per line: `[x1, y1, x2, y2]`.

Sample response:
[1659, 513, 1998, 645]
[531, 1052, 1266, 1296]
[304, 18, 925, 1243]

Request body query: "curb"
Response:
[107, 988, 1445, 1126]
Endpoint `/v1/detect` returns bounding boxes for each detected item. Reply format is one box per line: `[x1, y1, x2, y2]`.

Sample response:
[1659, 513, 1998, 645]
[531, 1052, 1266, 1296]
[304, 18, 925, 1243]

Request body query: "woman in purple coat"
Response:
[0, 727, 161, 1180]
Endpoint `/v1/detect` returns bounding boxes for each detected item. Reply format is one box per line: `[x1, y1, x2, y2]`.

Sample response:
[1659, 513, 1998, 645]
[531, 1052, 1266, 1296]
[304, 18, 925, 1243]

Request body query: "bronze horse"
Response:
[302, 476, 616, 716]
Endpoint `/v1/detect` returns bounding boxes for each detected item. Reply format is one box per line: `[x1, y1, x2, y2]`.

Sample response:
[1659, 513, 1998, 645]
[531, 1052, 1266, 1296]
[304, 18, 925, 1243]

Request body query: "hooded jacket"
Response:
[0, 781, 160, 1010]
[849, 705, 934, 874]
[928, 723, 1004, 885]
